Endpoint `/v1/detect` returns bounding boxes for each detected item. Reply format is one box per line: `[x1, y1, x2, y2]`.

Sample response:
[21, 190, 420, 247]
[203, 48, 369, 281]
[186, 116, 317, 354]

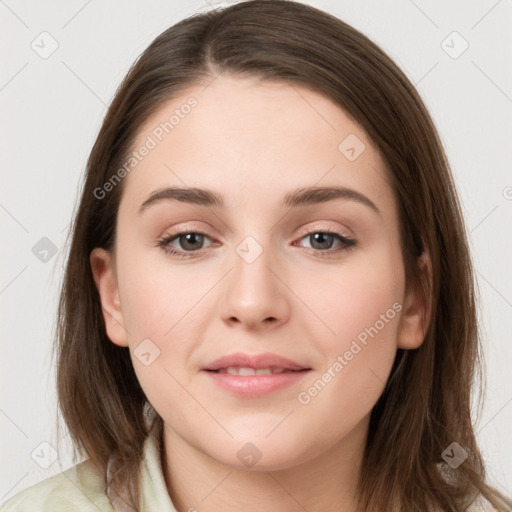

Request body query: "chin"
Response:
[206, 435, 320, 473]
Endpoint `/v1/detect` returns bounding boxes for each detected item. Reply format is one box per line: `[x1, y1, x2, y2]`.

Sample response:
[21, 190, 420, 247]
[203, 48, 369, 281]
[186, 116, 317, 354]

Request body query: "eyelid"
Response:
[160, 223, 217, 240]
[295, 222, 353, 239]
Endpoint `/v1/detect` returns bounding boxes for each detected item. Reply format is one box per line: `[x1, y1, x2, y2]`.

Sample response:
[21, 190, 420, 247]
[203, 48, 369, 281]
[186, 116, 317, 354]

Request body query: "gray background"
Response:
[1, 0, 511, 502]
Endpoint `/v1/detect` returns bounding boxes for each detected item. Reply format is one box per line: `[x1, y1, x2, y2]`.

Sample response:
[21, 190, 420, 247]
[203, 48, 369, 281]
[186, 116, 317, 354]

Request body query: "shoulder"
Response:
[0, 459, 114, 512]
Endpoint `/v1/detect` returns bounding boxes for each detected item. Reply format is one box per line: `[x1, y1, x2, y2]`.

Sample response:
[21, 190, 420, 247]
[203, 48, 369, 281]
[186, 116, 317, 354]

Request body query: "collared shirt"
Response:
[0, 422, 178, 512]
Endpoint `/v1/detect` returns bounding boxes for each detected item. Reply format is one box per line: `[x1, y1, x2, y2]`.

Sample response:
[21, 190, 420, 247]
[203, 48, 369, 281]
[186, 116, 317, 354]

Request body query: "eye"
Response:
[157, 230, 213, 258]
[156, 227, 356, 259]
[296, 229, 356, 256]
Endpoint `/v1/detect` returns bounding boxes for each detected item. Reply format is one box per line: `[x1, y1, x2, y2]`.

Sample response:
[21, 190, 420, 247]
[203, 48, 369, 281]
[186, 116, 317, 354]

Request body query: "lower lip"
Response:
[202, 370, 311, 397]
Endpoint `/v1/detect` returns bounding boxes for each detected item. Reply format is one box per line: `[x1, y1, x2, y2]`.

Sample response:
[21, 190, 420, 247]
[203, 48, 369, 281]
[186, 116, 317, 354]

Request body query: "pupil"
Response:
[181, 233, 202, 250]
[312, 233, 332, 250]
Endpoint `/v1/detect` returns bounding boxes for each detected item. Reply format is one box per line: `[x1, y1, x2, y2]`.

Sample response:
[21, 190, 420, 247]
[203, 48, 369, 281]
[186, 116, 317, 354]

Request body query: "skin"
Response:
[90, 74, 429, 512]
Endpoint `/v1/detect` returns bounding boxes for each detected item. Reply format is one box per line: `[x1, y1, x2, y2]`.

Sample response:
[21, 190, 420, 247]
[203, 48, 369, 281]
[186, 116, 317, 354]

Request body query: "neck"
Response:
[161, 419, 367, 512]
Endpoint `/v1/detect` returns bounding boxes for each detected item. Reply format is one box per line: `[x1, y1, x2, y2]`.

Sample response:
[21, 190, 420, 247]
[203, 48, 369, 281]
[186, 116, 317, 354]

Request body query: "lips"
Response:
[202, 352, 311, 373]
[202, 351, 312, 397]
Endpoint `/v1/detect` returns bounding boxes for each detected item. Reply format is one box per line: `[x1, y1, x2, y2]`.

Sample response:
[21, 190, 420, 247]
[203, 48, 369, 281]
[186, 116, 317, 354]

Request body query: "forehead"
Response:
[120, 74, 395, 218]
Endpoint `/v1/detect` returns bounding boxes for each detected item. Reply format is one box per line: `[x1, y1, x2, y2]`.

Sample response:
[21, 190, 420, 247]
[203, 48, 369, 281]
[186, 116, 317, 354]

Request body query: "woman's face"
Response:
[91, 74, 426, 471]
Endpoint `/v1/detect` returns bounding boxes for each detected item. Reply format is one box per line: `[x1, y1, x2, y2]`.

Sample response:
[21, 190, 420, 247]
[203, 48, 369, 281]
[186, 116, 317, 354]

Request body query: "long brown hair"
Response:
[54, 1, 512, 510]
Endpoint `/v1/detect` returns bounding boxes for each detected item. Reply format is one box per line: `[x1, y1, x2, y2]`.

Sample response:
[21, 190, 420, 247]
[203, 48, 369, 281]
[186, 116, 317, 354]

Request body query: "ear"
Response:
[90, 247, 129, 347]
[396, 251, 432, 350]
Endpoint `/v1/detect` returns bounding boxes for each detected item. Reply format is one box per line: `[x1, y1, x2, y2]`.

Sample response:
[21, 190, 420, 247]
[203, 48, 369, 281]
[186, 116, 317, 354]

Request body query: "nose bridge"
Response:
[219, 229, 289, 328]
[233, 231, 277, 301]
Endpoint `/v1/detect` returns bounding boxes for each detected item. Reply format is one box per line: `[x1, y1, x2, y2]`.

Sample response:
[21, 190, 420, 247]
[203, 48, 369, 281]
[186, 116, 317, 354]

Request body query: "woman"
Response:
[2, 1, 510, 510]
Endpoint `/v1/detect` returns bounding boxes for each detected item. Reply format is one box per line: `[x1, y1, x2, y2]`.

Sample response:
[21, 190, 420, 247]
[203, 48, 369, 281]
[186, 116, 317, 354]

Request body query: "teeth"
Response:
[221, 366, 286, 376]
[230, 367, 255, 376]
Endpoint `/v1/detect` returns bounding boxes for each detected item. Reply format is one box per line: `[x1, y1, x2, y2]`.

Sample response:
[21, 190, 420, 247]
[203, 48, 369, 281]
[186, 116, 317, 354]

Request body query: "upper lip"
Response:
[202, 352, 310, 371]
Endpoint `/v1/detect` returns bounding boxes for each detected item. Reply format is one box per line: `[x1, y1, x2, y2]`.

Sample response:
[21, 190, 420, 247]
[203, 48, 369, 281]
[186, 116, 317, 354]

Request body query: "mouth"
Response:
[205, 367, 310, 375]
[201, 352, 311, 397]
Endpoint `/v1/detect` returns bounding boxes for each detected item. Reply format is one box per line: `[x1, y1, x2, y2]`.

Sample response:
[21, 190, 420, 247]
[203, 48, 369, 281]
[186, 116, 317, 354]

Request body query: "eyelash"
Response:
[156, 227, 356, 259]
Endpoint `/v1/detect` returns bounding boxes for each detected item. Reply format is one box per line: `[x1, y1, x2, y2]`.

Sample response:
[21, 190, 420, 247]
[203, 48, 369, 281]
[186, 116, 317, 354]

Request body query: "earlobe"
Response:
[396, 251, 432, 350]
[89, 248, 129, 347]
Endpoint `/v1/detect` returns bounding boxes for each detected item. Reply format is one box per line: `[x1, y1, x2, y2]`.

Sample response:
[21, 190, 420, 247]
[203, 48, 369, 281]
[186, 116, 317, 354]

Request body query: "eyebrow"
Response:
[138, 185, 380, 215]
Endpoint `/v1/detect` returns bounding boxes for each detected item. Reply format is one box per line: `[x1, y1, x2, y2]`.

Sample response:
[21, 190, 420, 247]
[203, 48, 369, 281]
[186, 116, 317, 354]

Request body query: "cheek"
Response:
[304, 248, 404, 350]
[116, 246, 202, 340]
[294, 252, 404, 434]
[115, 248, 214, 403]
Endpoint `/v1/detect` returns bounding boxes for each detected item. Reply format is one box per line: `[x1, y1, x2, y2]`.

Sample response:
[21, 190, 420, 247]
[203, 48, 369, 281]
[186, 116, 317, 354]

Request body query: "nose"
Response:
[219, 240, 290, 331]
